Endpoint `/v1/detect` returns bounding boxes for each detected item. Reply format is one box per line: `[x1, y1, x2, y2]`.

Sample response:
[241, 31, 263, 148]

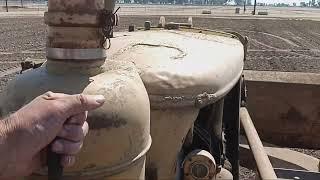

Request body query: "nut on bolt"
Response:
[129, 25, 135, 32]
[144, 21, 151, 30]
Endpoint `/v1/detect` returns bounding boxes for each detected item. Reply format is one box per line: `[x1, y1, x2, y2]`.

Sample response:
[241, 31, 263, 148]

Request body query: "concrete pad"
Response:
[244, 70, 320, 85]
[240, 136, 320, 172]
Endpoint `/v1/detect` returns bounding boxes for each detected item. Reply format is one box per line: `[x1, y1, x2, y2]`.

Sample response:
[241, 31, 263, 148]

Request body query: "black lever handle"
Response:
[47, 146, 63, 180]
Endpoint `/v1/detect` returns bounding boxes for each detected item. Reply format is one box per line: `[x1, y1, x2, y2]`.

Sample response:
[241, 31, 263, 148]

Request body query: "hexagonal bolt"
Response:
[129, 25, 135, 32]
[144, 21, 151, 30]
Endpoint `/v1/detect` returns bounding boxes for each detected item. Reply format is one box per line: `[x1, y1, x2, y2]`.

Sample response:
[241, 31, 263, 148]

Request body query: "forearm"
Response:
[0, 114, 20, 179]
[0, 118, 11, 177]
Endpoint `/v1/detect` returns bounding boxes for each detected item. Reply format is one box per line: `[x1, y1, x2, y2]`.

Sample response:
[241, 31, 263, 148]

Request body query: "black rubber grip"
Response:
[47, 149, 63, 180]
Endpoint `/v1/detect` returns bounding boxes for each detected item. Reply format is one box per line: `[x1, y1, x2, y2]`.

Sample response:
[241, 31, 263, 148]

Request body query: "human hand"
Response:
[0, 92, 105, 178]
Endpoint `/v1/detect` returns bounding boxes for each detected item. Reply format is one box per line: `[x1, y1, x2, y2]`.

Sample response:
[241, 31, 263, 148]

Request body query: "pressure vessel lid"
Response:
[108, 30, 244, 108]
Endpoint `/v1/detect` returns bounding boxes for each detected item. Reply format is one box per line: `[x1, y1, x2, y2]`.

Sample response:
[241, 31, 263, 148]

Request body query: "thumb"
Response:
[61, 94, 105, 117]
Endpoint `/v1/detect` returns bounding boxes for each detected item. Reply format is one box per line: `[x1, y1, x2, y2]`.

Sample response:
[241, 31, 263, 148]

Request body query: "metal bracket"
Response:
[100, 7, 120, 48]
[224, 31, 248, 61]
[240, 75, 247, 107]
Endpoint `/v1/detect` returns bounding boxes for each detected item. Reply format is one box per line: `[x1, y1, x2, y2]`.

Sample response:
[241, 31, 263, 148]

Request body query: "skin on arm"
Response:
[0, 92, 105, 179]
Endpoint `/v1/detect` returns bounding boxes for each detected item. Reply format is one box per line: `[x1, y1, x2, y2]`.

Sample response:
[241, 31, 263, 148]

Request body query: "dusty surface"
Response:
[0, 12, 319, 180]
[2, 15, 315, 72]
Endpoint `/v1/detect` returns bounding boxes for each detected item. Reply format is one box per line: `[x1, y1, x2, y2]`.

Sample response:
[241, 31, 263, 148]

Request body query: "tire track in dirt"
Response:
[240, 30, 320, 59]
[250, 39, 280, 50]
[241, 30, 300, 48]
[249, 49, 317, 57]
[311, 31, 320, 37]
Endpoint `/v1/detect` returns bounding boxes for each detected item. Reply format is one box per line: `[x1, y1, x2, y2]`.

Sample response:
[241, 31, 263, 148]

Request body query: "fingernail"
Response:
[52, 141, 63, 152]
[95, 95, 105, 104]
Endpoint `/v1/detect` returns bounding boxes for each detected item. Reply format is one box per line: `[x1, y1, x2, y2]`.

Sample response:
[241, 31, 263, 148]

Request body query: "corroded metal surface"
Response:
[46, 0, 105, 51]
[45, 0, 118, 63]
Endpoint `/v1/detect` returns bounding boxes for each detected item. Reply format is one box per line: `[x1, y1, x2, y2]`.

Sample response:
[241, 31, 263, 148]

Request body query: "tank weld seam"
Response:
[133, 43, 187, 59]
[148, 69, 244, 109]
[110, 42, 187, 61]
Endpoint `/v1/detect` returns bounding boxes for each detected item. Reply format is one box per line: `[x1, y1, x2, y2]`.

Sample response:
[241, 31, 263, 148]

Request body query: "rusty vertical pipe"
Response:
[5, 0, 8, 12]
[44, 0, 111, 73]
[240, 107, 277, 179]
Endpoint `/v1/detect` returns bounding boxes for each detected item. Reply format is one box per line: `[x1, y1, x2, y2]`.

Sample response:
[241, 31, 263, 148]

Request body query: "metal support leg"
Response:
[223, 80, 241, 180]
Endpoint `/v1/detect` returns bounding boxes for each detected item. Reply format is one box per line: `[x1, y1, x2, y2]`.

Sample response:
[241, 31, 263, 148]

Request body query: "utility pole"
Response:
[21, 0, 23, 8]
[5, 0, 8, 12]
[253, 0, 257, 15]
[244, 0, 246, 13]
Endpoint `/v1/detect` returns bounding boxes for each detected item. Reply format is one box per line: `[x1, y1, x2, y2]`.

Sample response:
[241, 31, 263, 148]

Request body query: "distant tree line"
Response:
[256, 0, 320, 7]
[0, 0, 251, 6]
[292, 0, 320, 7]
[119, 0, 230, 5]
[119, 0, 320, 7]
[3, 0, 320, 7]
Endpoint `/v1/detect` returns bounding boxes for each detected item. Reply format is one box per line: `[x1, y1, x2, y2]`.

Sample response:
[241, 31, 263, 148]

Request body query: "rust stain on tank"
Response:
[62, 0, 98, 15]
[50, 21, 98, 28]
[47, 41, 99, 49]
[88, 112, 127, 130]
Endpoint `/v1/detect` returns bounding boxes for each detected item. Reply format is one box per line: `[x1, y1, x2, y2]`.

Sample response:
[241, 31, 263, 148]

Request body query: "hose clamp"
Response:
[46, 48, 107, 60]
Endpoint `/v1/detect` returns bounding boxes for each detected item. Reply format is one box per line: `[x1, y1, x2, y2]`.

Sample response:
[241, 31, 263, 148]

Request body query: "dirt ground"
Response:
[0, 14, 319, 179]
[1, 16, 320, 73]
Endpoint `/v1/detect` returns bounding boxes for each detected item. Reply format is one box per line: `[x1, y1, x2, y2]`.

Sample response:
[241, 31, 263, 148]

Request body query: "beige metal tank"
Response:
[0, 0, 151, 179]
[107, 28, 244, 179]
